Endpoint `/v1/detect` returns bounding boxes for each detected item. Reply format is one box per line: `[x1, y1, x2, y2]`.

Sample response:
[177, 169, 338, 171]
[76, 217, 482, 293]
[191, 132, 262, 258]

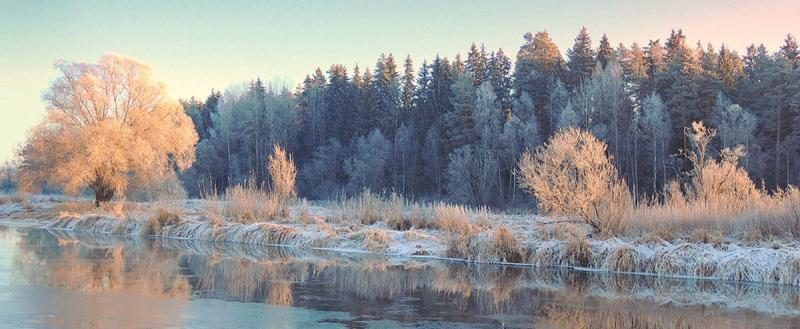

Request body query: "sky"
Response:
[1, 0, 798, 162]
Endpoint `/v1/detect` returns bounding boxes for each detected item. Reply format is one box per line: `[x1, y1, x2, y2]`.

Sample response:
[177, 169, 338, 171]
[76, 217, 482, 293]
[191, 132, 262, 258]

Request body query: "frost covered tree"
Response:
[639, 93, 670, 194]
[487, 49, 513, 114]
[18, 54, 198, 206]
[393, 123, 415, 194]
[516, 128, 630, 234]
[422, 126, 444, 195]
[514, 31, 564, 135]
[344, 129, 392, 192]
[299, 138, 344, 199]
[444, 73, 477, 150]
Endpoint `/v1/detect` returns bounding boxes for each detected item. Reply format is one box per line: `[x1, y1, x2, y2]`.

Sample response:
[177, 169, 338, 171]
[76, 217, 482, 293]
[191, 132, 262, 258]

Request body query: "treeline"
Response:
[179, 28, 800, 207]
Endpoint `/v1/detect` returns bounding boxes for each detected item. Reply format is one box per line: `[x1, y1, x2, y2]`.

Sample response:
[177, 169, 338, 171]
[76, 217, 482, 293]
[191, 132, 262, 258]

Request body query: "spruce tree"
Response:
[466, 43, 488, 86]
[566, 27, 596, 89]
[401, 55, 415, 112]
[597, 33, 614, 69]
[488, 49, 513, 116]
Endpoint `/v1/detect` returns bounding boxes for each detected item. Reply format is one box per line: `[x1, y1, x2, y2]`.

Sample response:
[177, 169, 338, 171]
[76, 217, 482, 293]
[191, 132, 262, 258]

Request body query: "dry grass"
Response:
[444, 230, 479, 259]
[0, 195, 22, 204]
[604, 245, 638, 272]
[490, 225, 525, 263]
[337, 189, 388, 225]
[408, 204, 433, 229]
[292, 199, 320, 224]
[220, 181, 284, 223]
[384, 193, 411, 230]
[54, 201, 96, 214]
[537, 222, 585, 241]
[360, 229, 393, 252]
[564, 236, 593, 267]
[433, 202, 477, 233]
[630, 185, 800, 241]
[145, 207, 183, 235]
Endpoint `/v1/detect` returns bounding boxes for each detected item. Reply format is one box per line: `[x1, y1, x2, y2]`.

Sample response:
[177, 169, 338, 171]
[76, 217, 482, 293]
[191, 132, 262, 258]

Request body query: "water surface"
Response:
[0, 224, 798, 328]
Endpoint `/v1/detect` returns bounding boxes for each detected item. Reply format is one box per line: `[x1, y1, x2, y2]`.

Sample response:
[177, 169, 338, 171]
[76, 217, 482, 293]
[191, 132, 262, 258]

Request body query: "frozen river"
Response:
[0, 224, 798, 328]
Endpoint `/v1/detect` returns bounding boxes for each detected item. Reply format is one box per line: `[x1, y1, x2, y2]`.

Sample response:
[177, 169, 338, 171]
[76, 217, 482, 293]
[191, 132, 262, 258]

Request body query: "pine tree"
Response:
[597, 34, 614, 69]
[324, 64, 358, 142]
[487, 49, 513, 116]
[514, 31, 564, 134]
[718, 45, 743, 91]
[466, 43, 488, 86]
[401, 55, 415, 112]
[372, 54, 401, 137]
[780, 34, 799, 68]
[452, 54, 466, 75]
[566, 27, 596, 89]
[445, 73, 477, 150]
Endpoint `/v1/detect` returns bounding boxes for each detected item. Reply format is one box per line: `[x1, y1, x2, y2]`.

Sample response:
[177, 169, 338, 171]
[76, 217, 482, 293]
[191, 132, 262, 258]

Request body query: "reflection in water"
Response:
[7, 227, 800, 328]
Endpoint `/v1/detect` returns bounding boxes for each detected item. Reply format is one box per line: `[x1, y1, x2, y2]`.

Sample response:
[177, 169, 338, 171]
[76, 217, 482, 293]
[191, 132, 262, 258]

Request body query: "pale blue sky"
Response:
[1, 0, 797, 162]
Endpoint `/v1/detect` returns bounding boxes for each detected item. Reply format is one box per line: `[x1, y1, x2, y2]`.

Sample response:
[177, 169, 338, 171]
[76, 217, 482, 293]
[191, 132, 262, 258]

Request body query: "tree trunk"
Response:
[93, 181, 115, 207]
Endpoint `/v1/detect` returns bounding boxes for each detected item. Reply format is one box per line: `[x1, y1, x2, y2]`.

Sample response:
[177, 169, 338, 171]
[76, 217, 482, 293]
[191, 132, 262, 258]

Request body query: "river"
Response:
[0, 224, 797, 328]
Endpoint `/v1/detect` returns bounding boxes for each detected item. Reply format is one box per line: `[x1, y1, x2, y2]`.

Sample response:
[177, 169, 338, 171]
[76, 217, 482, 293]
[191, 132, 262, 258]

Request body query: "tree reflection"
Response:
[11, 228, 800, 328]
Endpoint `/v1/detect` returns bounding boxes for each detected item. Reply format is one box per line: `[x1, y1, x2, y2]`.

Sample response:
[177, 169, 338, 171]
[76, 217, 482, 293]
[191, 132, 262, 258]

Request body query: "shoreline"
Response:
[2, 198, 799, 287]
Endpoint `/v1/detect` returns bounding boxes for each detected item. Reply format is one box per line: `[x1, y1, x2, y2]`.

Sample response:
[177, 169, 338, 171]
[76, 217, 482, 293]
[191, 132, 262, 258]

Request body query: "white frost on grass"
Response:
[4, 198, 800, 287]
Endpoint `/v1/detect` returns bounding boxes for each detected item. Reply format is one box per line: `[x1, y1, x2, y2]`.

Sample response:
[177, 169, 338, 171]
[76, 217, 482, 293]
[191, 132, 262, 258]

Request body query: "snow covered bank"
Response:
[3, 198, 800, 287]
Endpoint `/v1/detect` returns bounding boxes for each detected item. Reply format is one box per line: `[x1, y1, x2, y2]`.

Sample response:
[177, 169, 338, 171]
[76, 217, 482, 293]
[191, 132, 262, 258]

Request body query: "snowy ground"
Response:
[1, 197, 799, 287]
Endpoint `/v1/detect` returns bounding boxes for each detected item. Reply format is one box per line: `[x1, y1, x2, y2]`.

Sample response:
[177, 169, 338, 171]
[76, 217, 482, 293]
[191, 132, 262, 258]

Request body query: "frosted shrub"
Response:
[516, 128, 631, 235]
[685, 124, 756, 210]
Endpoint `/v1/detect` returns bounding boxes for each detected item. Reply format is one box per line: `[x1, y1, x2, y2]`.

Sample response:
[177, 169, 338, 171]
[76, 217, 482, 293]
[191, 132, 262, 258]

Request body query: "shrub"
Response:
[516, 128, 631, 235]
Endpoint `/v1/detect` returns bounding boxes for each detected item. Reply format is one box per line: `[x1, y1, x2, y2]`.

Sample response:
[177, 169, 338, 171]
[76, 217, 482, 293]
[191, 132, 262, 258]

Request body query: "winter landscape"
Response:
[2, 1, 800, 328]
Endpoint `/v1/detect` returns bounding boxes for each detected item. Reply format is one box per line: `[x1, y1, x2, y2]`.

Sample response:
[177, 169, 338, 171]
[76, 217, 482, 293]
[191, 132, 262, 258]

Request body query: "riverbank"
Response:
[1, 195, 799, 287]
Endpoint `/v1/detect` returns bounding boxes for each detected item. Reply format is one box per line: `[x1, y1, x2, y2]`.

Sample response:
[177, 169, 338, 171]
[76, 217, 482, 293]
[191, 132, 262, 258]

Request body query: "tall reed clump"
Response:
[209, 145, 297, 224]
[516, 128, 632, 236]
[267, 145, 297, 218]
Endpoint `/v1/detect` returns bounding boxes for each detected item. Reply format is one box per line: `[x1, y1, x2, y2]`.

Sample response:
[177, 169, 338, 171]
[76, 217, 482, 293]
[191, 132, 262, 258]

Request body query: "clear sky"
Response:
[1, 0, 797, 162]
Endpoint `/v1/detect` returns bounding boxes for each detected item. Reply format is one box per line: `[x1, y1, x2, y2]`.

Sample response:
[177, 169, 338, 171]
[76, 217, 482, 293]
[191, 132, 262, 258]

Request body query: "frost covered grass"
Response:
[5, 193, 800, 287]
[631, 185, 800, 242]
[218, 182, 284, 223]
